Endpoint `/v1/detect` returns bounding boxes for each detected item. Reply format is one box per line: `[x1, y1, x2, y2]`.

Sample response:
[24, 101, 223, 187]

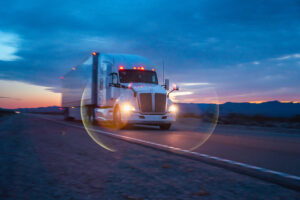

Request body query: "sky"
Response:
[0, 0, 299, 108]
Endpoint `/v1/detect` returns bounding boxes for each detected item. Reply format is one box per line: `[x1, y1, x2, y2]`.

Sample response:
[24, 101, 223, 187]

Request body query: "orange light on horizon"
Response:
[249, 101, 265, 104]
[280, 101, 292, 103]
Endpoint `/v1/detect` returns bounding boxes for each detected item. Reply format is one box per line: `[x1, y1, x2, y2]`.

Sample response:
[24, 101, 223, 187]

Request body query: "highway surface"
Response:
[117, 119, 300, 177]
[1, 113, 299, 199]
[38, 113, 300, 177]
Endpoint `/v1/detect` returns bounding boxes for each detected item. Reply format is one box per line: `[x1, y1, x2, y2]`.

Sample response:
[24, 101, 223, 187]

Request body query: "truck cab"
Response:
[95, 54, 178, 130]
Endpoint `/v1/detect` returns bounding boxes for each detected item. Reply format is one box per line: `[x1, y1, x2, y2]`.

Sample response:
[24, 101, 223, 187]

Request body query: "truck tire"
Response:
[113, 106, 124, 129]
[160, 124, 171, 130]
[87, 106, 96, 125]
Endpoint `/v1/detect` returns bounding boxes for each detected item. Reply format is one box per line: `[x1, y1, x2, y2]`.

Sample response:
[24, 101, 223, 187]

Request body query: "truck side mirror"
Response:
[165, 79, 169, 90]
[172, 84, 179, 91]
[167, 83, 179, 97]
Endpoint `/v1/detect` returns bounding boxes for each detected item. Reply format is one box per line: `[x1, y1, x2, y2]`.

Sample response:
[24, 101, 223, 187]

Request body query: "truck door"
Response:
[105, 63, 116, 107]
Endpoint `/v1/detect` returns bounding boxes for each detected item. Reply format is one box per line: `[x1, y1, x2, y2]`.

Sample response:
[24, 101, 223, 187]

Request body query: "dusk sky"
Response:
[0, 0, 299, 108]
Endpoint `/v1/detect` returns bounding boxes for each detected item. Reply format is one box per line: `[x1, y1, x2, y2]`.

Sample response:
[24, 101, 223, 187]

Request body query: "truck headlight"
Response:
[122, 103, 135, 112]
[168, 104, 177, 113]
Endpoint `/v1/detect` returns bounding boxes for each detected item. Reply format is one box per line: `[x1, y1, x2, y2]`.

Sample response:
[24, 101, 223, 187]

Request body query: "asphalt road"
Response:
[113, 120, 300, 177]
[35, 113, 300, 177]
[1, 113, 300, 199]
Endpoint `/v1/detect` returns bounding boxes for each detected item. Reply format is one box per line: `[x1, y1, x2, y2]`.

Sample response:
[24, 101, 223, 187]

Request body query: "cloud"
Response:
[0, 31, 21, 61]
[0, 96, 21, 100]
[0, 0, 299, 103]
[274, 53, 300, 61]
[180, 82, 211, 86]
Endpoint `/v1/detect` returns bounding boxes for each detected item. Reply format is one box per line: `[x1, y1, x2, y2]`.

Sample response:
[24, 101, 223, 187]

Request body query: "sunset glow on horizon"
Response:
[1, 79, 299, 109]
[0, 80, 61, 109]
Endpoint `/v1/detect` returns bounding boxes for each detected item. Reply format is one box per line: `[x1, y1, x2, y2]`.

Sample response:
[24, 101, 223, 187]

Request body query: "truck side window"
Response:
[109, 73, 118, 85]
[112, 74, 118, 84]
[152, 75, 156, 83]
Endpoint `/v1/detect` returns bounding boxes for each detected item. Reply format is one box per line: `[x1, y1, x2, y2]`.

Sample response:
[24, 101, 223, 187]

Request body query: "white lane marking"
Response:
[38, 116, 300, 182]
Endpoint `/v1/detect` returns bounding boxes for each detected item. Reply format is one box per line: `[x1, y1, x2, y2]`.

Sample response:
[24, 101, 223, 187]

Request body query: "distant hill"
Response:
[16, 106, 63, 114]
[220, 101, 300, 117]
[6, 101, 300, 118]
[0, 108, 16, 117]
[177, 101, 300, 118]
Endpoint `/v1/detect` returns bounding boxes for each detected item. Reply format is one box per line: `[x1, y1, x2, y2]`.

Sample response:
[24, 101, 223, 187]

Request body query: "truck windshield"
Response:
[119, 70, 158, 84]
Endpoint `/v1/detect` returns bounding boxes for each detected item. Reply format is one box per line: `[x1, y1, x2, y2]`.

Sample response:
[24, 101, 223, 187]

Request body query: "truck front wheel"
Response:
[160, 124, 171, 130]
[113, 106, 124, 129]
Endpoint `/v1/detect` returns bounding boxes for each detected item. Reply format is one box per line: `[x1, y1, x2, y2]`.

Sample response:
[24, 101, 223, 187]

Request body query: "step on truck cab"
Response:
[62, 52, 179, 130]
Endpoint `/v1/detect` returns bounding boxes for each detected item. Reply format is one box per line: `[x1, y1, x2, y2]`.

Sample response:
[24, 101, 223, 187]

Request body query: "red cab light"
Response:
[173, 84, 177, 90]
[119, 66, 124, 70]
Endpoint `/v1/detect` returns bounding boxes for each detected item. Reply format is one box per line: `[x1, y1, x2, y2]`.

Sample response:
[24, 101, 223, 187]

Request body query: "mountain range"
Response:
[1, 101, 300, 118]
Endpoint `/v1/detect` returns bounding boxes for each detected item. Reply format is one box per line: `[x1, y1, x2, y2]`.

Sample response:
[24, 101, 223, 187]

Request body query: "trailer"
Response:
[62, 52, 178, 130]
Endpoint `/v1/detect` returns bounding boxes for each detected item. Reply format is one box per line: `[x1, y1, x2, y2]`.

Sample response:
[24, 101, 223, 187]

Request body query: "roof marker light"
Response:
[119, 66, 124, 70]
[133, 67, 137, 70]
[141, 66, 145, 70]
[92, 52, 97, 56]
[152, 68, 155, 71]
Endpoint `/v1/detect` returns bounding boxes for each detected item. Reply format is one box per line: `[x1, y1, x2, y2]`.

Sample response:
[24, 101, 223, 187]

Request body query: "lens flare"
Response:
[80, 85, 115, 152]
[166, 82, 219, 151]
[79, 75, 219, 153]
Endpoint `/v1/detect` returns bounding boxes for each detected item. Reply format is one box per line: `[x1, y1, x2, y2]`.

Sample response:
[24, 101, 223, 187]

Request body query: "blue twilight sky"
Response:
[0, 0, 299, 107]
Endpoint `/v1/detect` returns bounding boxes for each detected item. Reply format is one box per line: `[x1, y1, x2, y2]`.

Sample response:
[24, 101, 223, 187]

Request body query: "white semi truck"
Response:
[62, 52, 178, 130]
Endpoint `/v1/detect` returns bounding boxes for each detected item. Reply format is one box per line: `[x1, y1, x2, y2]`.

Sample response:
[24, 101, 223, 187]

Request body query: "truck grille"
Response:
[139, 93, 152, 112]
[139, 93, 166, 113]
[155, 93, 166, 112]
